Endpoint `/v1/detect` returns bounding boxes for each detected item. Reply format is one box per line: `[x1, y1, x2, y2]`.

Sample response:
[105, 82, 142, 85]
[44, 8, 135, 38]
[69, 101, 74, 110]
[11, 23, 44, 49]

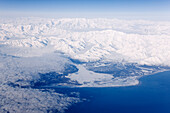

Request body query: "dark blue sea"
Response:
[55, 71, 170, 113]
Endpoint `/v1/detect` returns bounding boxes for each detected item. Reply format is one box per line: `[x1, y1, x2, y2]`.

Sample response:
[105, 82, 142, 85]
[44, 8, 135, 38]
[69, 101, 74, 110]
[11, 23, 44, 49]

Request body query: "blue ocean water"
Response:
[62, 71, 170, 113]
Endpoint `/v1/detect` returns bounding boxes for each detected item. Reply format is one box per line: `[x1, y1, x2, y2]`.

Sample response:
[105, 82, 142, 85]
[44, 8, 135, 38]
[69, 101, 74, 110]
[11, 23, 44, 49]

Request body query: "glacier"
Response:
[0, 17, 170, 112]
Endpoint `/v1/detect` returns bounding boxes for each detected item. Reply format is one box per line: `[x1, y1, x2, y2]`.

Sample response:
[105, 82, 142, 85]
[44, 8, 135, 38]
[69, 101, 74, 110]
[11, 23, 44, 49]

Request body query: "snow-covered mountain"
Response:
[0, 17, 170, 112]
[1, 17, 170, 66]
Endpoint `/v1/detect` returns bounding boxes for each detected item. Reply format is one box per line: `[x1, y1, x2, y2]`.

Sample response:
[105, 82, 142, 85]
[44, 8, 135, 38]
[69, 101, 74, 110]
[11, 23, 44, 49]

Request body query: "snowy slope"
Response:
[0, 17, 170, 112]
[0, 17, 170, 66]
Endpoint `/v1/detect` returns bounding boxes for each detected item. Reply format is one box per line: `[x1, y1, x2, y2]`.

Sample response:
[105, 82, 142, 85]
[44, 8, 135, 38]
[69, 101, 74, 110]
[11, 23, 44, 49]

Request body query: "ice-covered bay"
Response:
[67, 64, 139, 87]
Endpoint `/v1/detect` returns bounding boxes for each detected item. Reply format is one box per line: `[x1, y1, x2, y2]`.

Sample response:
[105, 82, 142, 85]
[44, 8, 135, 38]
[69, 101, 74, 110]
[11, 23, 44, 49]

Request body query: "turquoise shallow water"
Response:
[60, 71, 170, 113]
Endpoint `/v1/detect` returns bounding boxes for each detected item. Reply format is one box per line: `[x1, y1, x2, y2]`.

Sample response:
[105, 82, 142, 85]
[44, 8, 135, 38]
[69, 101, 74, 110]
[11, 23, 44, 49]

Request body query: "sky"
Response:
[0, 0, 170, 20]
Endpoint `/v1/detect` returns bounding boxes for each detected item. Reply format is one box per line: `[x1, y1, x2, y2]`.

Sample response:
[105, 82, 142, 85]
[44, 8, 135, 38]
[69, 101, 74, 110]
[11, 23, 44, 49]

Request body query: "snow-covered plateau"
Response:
[0, 17, 170, 112]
